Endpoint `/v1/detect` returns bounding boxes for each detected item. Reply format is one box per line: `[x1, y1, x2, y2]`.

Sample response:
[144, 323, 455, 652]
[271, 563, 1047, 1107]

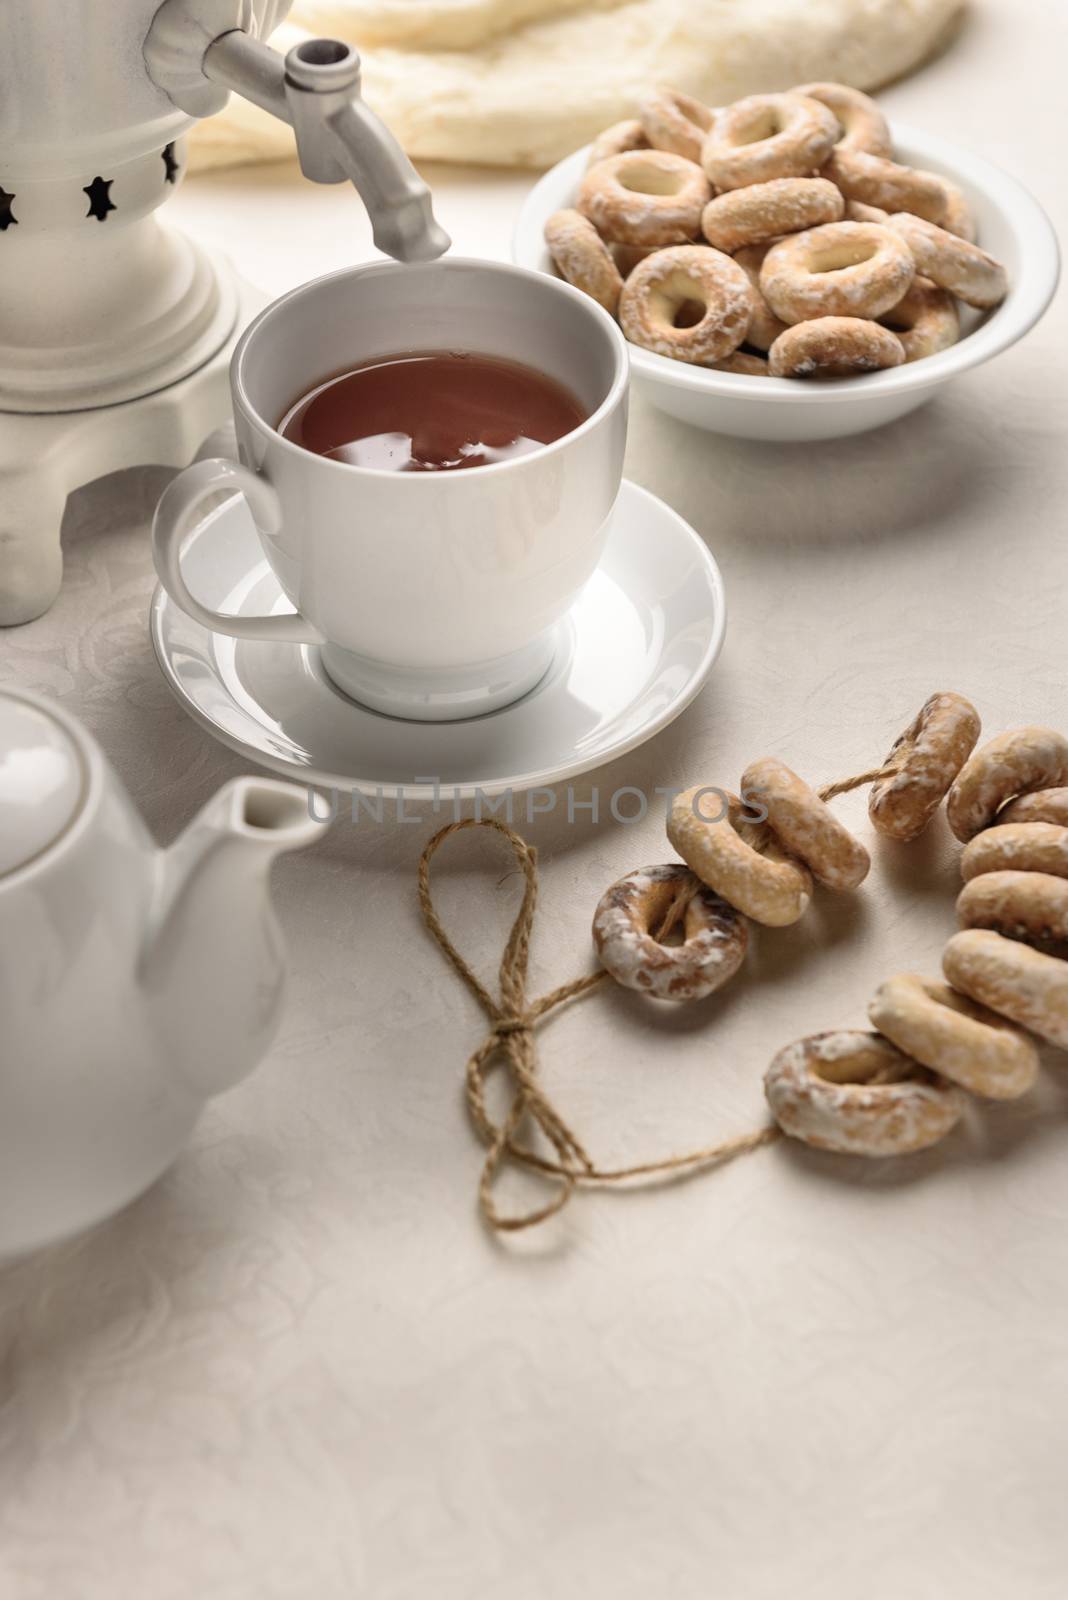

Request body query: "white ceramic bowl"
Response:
[513, 124, 1060, 442]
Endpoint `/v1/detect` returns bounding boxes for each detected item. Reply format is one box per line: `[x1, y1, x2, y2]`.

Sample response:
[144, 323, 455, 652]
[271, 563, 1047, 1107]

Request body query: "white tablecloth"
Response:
[2, 4, 1066, 1595]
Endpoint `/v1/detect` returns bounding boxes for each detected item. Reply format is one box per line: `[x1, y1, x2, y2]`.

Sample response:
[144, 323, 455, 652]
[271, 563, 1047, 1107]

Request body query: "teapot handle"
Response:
[152, 458, 325, 644]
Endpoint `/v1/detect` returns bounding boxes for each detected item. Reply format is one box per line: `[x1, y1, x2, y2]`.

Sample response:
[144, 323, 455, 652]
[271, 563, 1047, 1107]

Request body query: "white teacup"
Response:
[152, 258, 629, 721]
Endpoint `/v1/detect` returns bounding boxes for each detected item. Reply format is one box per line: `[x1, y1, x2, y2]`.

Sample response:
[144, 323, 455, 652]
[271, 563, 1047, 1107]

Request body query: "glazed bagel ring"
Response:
[711, 351, 769, 376]
[869, 973, 1038, 1100]
[592, 863, 748, 1001]
[700, 176, 843, 253]
[639, 88, 716, 164]
[768, 317, 905, 379]
[619, 245, 752, 365]
[887, 213, 1009, 309]
[936, 177, 978, 243]
[741, 757, 870, 890]
[611, 241, 659, 277]
[998, 788, 1068, 827]
[844, 198, 890, 224]
[878, 277, 960, 362]
[868, 692, 981, 842]
[700, 92, 839, 191]
[667, 787, 812, 927]
[760, 222, 915, 325]
[823, 149, 949, 225]
[957, 871, 1068, 946]
[961, 822, 1068, 881]
[944, 929, 1068, 1050]
[946, 727, 1068, 842]
[792, 81, 892, 158]
[587, 118, 649, 169]
[733, 244, 788, 352]
[544, 209, 624, 315]
[764, 1030, 964, 1156]
[577, 150, 711, 247]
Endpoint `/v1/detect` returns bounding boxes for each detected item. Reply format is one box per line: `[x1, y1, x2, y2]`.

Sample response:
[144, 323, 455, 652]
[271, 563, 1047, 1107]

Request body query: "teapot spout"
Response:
[224, 778, 325, 848]
[143, 778, 323, 1099]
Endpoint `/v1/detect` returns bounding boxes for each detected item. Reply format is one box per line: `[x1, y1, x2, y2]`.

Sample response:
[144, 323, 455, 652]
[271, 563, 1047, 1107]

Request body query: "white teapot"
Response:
[0, 685, 322, 1258]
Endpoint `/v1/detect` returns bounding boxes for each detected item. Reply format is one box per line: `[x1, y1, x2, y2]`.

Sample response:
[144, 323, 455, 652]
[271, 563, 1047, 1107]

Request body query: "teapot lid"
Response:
[0, 690, 86, 878]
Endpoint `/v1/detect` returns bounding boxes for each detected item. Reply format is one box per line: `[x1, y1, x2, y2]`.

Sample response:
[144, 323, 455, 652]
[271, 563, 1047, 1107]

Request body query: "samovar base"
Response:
[0, 262, 264, 628]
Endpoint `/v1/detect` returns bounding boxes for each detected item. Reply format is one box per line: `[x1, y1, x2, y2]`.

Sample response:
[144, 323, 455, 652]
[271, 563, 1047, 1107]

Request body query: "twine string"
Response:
[418, 756, 903, 1232]
[816, 764, 898, 804]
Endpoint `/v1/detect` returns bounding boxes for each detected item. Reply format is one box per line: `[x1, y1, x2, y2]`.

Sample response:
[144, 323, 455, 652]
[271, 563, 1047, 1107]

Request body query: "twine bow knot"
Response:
[418, 819, 604, 1228]
[491, 1017, 532, 1037]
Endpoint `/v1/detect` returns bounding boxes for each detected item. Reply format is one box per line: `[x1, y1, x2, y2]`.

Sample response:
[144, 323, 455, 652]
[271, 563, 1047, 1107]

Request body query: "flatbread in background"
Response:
[298, 0, 624, 49]
[188, 0, 966, 172]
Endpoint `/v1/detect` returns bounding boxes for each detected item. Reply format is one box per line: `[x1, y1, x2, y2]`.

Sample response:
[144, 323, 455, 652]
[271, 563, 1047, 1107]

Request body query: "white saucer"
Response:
[150, 479, 726, 799]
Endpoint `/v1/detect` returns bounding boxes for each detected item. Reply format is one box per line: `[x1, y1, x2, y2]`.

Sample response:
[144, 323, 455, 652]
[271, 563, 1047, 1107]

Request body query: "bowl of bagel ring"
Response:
[513, 83, 1059, 442]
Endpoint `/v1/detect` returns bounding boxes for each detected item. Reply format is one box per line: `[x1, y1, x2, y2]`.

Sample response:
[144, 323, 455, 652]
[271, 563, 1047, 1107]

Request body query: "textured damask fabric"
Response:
[2, 5, 1067, 1592]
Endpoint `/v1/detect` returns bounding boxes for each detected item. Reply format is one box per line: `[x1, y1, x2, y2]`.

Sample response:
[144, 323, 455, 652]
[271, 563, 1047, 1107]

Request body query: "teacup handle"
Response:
[152, 458, 325, 644]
